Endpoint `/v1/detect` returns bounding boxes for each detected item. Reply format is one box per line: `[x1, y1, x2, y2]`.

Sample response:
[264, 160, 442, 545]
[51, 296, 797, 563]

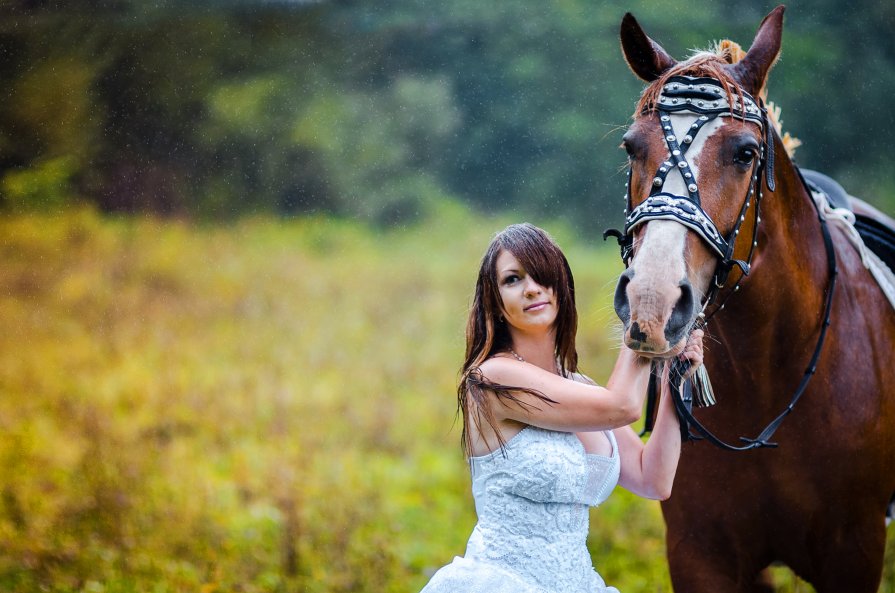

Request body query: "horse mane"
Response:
[635, 40, 801, 158]
[634, 44, 746, 118]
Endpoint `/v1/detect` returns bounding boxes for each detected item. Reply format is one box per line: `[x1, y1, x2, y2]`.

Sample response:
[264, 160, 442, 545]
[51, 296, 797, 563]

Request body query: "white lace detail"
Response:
[421, 426, 621, 593]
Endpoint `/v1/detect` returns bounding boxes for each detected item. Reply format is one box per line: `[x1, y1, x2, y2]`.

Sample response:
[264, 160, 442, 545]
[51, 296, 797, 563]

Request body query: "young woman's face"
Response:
[495, 249, 558, 334]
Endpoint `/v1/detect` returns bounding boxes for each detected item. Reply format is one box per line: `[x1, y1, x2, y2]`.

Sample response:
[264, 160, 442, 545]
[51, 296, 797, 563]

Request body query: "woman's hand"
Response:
[678, 328, 704, 379]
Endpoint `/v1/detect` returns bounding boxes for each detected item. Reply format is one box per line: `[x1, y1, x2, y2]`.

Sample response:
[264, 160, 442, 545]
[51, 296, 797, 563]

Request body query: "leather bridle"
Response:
[605, 75, 773, 316]
[605, 75, 838, 451]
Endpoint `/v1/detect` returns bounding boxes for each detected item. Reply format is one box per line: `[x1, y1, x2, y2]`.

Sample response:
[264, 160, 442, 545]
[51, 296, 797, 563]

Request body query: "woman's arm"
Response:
[615, 330, 704, 500]
[477, 346, 651, 433]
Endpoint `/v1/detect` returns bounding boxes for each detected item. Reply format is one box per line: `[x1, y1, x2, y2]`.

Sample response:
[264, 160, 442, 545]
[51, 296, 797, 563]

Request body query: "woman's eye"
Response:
[503, 274, 520, 285]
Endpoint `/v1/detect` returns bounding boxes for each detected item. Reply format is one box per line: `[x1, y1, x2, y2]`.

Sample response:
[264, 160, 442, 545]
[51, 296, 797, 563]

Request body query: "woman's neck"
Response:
[509, 330, 558, 374]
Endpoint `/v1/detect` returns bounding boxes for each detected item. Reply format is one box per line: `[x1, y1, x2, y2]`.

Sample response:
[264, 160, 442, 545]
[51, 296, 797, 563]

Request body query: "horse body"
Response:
[664, 152, 895, 591]
[614, 7, 895, 591]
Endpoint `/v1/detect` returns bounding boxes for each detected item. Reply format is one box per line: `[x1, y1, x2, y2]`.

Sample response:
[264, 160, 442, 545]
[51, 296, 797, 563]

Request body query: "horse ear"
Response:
[620, 13, 676, 82]
[729, 5, 785, 96]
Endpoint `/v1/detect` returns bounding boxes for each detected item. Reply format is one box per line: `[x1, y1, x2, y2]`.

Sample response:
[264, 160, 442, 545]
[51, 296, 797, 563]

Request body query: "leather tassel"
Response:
[691, 364, 717, 407]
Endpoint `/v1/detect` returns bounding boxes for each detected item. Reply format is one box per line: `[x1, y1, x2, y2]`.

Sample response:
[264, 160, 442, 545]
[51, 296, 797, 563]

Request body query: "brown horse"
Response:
[611, 6, 895, 592]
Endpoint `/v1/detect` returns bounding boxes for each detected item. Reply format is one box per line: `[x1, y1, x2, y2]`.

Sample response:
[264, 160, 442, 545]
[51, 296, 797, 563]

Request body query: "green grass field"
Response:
[1, 207, 892, 592]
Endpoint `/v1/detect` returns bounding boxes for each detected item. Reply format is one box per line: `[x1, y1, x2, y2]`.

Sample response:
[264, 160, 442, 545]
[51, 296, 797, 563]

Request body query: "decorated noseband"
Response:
[606, 75, 775, 293]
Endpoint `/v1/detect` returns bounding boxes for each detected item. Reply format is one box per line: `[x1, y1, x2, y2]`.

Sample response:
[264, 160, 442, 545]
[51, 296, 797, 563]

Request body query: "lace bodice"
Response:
[470, 425, 619, 509]
[422, 424, 621, 593]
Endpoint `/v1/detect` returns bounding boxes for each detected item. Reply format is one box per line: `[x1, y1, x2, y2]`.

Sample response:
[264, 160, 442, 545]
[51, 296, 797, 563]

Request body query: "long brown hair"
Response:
[457, 223, 579, 456]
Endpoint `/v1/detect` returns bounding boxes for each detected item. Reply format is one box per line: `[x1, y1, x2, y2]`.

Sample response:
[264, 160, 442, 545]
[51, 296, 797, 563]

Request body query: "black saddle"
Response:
[799, 168, 895, 272]
[801, 168, 852, 211]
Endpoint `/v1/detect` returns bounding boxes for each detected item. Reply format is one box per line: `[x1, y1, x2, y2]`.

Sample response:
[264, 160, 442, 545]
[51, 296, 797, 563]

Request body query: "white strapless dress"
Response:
[421, 425, 621, 593]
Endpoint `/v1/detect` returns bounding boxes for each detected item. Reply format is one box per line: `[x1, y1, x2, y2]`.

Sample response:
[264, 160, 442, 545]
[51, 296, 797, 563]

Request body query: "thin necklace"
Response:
[509, 348, 563, 376]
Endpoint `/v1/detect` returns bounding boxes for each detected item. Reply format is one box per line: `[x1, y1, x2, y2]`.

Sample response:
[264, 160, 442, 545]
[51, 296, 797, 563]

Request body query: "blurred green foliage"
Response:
[0, 1, 892, 229]
[0, 208, 892, 592]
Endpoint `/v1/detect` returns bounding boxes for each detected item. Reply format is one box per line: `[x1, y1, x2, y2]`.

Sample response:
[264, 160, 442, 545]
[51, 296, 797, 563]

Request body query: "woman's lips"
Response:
[524, 302, 549, 312]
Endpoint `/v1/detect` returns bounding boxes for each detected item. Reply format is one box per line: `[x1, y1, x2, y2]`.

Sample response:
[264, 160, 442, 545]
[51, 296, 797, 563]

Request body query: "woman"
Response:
[421, 223, 703, 593]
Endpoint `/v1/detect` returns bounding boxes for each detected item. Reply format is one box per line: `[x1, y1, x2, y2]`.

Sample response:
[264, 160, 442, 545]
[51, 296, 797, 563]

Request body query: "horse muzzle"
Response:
[613, 268, 698, 355]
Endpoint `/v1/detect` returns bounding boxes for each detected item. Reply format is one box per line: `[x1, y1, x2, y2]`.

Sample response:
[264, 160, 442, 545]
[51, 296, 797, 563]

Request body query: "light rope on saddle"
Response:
[809, 189, 895, 311]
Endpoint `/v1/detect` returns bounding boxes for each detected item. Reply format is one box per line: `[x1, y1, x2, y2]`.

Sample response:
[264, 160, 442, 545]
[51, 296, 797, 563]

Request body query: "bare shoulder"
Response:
[476, 354, 525, 384]
[464, 356, 526, 450]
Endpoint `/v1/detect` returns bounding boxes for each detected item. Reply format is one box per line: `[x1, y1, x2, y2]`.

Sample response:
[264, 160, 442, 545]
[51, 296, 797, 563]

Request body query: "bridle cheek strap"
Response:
[765, 117, 776, 192]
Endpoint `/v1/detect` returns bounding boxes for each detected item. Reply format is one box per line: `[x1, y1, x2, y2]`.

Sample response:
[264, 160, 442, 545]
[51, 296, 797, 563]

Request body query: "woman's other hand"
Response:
[678, 328, 704, 379]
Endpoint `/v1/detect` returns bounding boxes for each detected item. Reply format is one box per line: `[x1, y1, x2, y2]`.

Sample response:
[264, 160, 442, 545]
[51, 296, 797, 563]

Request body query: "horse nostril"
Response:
[630, 322, 647, 342]
[666, 279, 697, 343]
[614, 268, 634, 326]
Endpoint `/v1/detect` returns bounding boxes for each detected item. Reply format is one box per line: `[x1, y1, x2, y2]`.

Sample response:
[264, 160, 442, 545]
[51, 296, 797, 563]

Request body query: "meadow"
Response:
[1, 206, 892, 592]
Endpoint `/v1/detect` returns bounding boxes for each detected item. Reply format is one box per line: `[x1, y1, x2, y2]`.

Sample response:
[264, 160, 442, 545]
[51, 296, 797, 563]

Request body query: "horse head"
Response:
[612, 6, 784, 355]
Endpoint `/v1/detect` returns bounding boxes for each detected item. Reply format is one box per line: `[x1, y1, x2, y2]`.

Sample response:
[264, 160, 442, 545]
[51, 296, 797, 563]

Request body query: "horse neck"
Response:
[708, 137, 831, 387]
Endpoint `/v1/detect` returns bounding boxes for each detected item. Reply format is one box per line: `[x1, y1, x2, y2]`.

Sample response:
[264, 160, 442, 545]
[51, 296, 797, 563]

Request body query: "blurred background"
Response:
[4, 0, 895, 224]
[1, 1, 893, 591]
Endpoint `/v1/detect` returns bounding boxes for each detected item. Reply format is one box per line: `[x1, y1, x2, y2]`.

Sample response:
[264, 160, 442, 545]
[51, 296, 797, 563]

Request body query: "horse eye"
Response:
[734, 145, 758, 166]
[622, 138, 644, 162]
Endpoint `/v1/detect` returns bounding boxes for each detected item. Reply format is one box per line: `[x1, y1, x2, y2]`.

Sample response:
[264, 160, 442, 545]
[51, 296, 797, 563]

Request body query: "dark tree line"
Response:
[0, 0, 892, 230]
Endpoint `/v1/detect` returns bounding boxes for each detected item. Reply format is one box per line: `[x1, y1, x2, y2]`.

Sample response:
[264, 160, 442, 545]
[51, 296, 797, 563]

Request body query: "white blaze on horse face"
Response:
[660, 115, 724, 197]
[629, 219, 688, 346]
[632, 220, 687, 288]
